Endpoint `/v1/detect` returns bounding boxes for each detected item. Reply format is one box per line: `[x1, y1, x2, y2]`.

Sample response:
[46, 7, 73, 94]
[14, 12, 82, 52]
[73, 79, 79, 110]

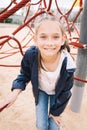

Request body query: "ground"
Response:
[0, 23, 87, 130]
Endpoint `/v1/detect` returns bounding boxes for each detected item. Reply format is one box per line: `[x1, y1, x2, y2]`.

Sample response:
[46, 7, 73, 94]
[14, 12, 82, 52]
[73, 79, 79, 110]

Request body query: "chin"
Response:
[45, 53, 56, 57]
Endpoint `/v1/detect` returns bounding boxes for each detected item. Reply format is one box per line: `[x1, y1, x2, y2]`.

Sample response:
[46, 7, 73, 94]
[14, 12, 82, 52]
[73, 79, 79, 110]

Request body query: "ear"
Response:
[33, 35, 37, 45]
[33, 35, 36, 42]
[62, 34, 67, 45]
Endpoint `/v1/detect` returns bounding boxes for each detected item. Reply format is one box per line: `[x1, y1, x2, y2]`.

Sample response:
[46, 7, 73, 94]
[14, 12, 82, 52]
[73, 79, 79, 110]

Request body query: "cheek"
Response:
[55, 42, 63, 47]
[37, 42, 44, 49]
[56, 39, 64, 46]
[37, 39, 45, 46]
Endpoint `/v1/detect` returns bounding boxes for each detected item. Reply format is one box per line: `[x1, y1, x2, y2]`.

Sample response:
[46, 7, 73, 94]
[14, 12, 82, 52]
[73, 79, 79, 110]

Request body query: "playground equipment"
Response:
[0, 0, 87, 112]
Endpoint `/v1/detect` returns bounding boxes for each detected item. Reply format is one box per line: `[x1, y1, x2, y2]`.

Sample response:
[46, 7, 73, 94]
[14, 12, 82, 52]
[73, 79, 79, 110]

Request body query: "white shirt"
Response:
[38, 50, 76, 95]
[38, 51, 64, 95]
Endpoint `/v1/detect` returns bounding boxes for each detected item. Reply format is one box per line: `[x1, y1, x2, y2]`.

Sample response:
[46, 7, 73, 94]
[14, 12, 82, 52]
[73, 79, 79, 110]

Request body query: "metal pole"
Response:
[70, 0, 87, 112]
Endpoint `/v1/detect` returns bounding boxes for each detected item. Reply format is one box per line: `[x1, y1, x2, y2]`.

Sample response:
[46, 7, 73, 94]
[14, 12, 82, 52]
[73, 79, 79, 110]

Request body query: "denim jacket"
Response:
[12, 46, 76, 116]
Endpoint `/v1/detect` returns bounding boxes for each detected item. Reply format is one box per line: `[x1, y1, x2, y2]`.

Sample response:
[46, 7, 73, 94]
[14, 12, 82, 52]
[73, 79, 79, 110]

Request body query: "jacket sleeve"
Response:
[11, 50, 31, 91]
[50, 71, 74, 116]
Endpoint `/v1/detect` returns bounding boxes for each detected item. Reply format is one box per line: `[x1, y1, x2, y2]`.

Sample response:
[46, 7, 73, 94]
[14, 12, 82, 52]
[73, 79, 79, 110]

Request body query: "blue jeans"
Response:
[35, 90, 60, 130]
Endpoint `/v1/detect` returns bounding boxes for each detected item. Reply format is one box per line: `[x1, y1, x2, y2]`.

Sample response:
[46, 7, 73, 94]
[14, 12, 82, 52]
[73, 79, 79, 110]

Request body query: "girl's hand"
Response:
[49, 114, 62, 126]
[0, 89, 21, 112]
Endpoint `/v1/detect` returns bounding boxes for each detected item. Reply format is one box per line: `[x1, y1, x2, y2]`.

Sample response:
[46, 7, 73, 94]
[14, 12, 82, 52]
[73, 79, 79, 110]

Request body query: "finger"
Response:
[6, 102, 14, 108]
[49, 114, 53, 118]
[0, 104, 8, 112]
[55, 120, 61, 126]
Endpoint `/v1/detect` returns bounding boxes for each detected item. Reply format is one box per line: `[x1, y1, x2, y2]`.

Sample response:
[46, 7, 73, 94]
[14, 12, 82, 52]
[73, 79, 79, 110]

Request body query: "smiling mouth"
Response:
[44, 48, 55, 50]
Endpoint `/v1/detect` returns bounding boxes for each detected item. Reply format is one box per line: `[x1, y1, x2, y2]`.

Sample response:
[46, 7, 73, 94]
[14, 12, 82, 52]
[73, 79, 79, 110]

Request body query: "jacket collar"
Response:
[61, 50, 76, 70]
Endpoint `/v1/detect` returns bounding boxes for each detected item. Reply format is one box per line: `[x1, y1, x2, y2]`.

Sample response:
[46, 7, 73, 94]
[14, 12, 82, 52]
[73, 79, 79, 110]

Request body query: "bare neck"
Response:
[41, 52, 61, 72]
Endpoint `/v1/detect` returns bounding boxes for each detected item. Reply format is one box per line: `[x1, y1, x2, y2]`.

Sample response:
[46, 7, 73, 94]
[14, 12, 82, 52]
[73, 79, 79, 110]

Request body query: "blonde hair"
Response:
[35, 14, 64, 35]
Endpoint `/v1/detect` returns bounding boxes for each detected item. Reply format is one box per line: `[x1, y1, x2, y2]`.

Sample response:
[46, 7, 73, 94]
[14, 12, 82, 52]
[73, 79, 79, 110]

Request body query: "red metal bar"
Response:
[0, 0, 30, 22]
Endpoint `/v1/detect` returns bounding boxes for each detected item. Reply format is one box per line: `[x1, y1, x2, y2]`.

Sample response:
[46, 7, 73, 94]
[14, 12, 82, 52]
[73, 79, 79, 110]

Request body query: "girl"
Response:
[0, 15, 76, 130]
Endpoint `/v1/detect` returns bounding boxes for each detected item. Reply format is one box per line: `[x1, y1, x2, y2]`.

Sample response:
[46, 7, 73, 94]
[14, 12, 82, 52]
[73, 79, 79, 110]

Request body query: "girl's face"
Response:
[34, 20, 65, 58]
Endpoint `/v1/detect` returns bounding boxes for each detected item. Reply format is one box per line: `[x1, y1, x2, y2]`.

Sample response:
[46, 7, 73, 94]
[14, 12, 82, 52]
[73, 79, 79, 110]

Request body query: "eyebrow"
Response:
[39, 33, 60, 35]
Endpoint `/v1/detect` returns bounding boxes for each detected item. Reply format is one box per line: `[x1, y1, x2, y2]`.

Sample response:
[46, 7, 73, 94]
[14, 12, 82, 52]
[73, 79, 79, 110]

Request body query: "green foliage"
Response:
[5, 18, 13, 23]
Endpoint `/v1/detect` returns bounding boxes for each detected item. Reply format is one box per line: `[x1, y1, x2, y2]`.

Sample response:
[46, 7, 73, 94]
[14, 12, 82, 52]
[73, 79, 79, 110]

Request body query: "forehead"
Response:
[36, 20, 62, 34]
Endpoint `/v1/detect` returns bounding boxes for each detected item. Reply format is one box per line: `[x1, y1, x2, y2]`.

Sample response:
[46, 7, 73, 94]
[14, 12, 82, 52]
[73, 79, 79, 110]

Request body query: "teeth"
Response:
[44, 48, 55, 49]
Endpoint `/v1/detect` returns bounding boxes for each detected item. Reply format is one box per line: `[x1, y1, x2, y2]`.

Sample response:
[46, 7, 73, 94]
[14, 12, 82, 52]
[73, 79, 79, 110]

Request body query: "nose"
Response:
[46, 37, 53, 46]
